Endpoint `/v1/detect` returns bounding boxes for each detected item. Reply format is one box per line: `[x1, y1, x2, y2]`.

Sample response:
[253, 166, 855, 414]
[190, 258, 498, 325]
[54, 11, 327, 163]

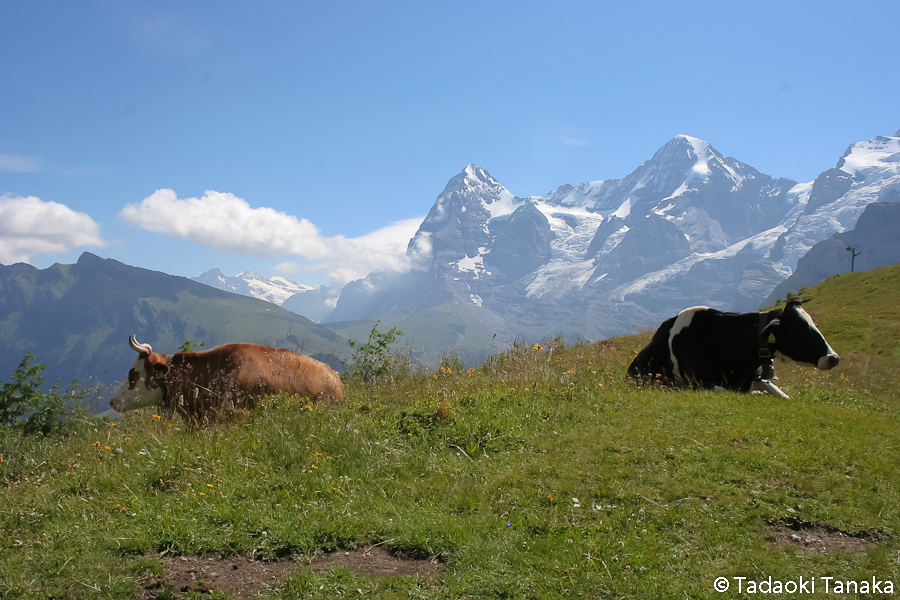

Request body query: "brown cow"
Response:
[110, 336, 344, 424]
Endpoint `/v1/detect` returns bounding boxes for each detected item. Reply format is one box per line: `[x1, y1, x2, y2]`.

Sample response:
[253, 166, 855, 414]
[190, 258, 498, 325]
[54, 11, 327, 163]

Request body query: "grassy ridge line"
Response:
[0, 268, 897, 598]
[770, 263, 900, 363]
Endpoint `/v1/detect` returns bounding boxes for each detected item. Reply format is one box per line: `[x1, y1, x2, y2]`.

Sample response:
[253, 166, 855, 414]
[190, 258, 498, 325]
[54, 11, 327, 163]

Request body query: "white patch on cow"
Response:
[750, 379, 790, 399]
[667, 306, 708, 382]
[796, 306, 839, 369]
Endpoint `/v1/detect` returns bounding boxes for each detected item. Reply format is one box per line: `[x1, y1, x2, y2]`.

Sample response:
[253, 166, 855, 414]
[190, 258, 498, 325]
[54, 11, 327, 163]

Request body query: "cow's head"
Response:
[110, 336, 171, 412]
[762, 300, 840, 370]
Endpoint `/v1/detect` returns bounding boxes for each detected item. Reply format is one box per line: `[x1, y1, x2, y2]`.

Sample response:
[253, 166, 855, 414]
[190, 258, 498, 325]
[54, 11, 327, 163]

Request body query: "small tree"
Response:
[0, 354, 85, 436]
[347, 321, 403, 383]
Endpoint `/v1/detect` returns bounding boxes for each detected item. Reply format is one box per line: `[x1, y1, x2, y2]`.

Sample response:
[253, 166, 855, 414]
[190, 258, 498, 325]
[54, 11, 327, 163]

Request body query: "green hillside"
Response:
[767, 263, 900, 364]
[0, 263, 897, 598]
[0, 254, 349, 407]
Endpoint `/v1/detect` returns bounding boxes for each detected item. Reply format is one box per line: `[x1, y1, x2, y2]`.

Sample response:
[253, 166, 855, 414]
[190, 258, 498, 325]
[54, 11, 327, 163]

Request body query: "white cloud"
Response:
[352, 217, 422, 255]
[0, 154, 44, 173]
[120, 189, 330, 258]
[120, 189, 424, 287]
[0, 194, 106, 264]
[313, 217, 425, 287]
[556, 136, 589, 147]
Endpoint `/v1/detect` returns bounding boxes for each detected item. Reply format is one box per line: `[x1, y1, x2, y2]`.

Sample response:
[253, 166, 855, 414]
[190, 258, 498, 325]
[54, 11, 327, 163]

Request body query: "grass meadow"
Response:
[1, 267, 899, 599]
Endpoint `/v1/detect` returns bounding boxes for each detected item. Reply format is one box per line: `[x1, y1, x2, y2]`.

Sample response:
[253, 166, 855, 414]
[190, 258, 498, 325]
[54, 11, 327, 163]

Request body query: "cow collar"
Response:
[154, 356, 173, 414]
[757, 311, 776, 380]
[160, 379, 170, 412]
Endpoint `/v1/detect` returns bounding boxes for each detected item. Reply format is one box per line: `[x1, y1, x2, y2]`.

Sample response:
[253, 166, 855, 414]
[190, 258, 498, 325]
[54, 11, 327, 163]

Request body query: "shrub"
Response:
[0, 353, 86, 436]
[438, 350, 466, 374]
[346, 321, 404, 383]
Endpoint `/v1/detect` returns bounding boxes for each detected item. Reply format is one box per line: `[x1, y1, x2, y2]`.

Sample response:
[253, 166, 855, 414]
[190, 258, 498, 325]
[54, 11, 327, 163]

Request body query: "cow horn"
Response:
[129, 335, 153, 356]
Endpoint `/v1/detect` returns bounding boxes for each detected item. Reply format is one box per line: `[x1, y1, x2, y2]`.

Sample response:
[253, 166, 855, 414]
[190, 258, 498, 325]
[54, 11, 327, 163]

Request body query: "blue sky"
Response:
[1, 1, 897, 288]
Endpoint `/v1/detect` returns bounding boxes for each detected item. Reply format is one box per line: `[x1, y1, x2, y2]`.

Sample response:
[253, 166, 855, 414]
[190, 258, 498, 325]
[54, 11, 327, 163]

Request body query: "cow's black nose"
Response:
[818, 353, 840, 370]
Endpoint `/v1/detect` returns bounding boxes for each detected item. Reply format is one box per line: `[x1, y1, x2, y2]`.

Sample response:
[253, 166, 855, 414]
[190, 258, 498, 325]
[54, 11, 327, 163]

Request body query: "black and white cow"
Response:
[627, 300, 839, 398]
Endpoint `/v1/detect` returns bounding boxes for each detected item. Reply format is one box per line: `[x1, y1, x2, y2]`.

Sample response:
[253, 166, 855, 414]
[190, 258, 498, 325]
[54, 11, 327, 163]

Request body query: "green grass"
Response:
[1, 270, 899, 599]
[770, 263, 900, 363]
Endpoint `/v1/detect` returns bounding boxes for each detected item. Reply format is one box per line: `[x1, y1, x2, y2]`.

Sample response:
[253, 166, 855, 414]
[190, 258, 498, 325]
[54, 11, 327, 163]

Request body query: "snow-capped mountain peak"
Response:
[324, 129, 898, 355]
[837, 133, 900, 175]
[192, 269, 314, 306]
[418, 164, 517, 230]
[538, 179, 619, 211]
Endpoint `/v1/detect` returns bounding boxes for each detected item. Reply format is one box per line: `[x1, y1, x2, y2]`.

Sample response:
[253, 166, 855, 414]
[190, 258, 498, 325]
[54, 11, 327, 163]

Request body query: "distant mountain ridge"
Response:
[318, 130, 899, 357]
[192, 268, 313, 305]
[192, 268, 339, 323]
[0, 254, 348, 408]
[179, 129, 899, 363]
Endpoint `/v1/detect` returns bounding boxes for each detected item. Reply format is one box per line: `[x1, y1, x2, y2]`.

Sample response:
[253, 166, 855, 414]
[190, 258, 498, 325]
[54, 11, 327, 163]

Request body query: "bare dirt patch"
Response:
[136, 554, 297, 599]
[136, 546, 444, 599]
[309, 546, 444, 578]
[770, 520, 879, 555]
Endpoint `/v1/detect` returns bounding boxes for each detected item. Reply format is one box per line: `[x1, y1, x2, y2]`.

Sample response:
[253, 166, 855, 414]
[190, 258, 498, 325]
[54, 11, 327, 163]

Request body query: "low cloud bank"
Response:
[120, 189, 426, 286]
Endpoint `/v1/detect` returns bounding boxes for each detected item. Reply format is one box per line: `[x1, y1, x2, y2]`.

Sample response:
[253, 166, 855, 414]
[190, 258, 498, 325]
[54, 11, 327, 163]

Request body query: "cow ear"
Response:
[761, 318, 780, 341]
[152, 363, 170, 379]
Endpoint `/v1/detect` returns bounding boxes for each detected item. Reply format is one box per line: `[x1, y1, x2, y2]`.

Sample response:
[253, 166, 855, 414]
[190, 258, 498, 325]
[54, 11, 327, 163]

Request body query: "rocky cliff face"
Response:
[200, 130, 900, 354]
[324, 131, 900, 345]
[485, 200, 554, 281]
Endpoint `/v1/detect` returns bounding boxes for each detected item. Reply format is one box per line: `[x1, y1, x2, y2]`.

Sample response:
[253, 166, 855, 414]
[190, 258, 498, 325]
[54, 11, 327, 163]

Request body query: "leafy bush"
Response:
[345, 321, 404, 383]
[0, 353, 86, 436]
